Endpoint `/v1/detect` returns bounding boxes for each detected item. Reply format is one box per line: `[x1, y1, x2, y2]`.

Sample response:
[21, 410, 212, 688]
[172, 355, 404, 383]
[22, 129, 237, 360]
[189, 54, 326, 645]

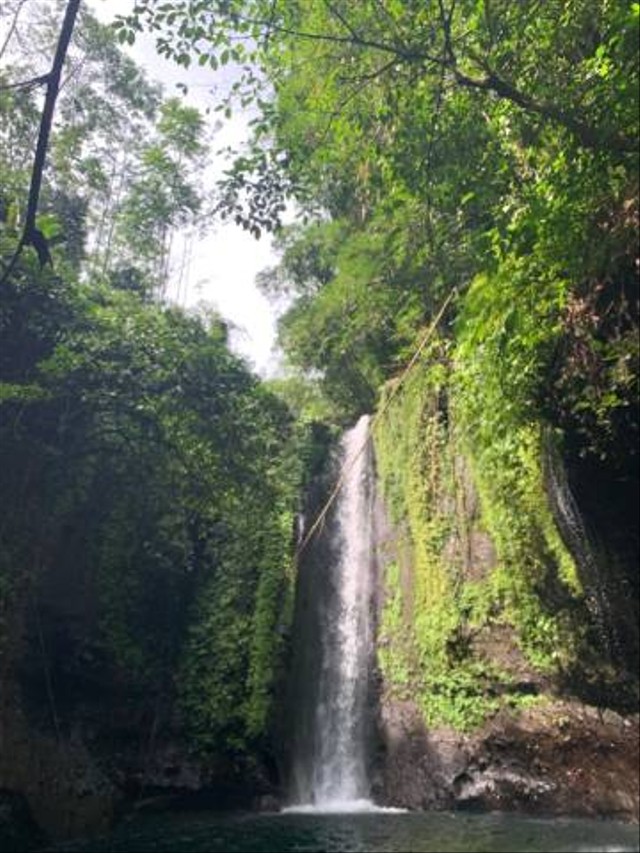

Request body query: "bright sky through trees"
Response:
[89, 0, 281, 375]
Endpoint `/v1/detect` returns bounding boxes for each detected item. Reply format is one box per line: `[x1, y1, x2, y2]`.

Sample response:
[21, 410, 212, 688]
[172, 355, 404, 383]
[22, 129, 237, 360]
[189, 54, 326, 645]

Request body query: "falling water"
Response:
[543, 433, 620, 662]
[287, 414, 378, 811]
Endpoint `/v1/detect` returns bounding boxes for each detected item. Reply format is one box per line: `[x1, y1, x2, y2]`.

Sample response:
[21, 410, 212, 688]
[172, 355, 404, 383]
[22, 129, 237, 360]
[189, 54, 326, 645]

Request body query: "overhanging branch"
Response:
[453, 67, 637, 154]
[0, 0, 82, 288]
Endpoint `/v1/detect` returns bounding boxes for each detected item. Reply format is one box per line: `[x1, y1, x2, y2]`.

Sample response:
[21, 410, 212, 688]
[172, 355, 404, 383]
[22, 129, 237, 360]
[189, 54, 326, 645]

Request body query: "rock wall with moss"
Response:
[373, 272, 638, 737]
[370, 299, 639, 815]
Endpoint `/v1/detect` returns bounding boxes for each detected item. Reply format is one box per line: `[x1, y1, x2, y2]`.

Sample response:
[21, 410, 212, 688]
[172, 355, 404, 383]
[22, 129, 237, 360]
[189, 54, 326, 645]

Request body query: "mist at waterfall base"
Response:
[47, 420, 639, 853]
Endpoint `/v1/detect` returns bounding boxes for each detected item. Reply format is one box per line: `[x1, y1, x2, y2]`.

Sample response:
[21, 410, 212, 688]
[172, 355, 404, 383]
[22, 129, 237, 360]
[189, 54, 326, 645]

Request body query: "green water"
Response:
[47, 810, 639, 853]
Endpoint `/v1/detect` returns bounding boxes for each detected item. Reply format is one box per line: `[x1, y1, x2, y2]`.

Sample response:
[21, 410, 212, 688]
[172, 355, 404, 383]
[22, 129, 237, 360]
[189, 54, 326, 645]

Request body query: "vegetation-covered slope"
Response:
[122, 0, 638, 705]
[0, 0, 638, 840]
[0, 6, 310, 838]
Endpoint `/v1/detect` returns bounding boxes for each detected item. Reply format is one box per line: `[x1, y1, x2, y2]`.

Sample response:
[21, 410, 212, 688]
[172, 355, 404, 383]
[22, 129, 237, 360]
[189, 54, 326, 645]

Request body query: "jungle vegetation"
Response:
[1, 0, 638, 765]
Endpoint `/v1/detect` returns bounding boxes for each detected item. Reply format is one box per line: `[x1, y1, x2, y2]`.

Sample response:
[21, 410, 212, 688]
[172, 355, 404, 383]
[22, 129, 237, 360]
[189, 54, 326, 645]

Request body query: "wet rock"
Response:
[377, 697, 640, 822]
[374, 699, 466, 810]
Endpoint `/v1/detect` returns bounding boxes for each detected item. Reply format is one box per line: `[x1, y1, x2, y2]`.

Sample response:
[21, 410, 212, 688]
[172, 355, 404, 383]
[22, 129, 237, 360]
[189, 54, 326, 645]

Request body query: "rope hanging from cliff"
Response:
[295, 285, 459, 559]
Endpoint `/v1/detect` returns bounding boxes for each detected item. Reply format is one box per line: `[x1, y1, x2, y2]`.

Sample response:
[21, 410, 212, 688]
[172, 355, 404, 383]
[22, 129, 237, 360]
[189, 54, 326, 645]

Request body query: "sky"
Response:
[88, 0, 283, 376]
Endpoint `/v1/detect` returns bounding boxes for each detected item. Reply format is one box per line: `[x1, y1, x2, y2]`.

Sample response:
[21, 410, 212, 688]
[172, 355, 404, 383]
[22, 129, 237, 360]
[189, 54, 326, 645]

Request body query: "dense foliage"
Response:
[120, 0, 639, 725]
[1, 0, 637, 786]
[374, 346, 590, 730]
[117, 0, 638, 458]
[0, 2, 305, 773]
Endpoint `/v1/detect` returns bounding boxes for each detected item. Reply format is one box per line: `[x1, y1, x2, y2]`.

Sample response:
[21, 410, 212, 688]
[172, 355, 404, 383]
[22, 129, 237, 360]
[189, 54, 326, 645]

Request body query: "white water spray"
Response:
[288, 414, 381, 811]
[317, 414, 374, 806]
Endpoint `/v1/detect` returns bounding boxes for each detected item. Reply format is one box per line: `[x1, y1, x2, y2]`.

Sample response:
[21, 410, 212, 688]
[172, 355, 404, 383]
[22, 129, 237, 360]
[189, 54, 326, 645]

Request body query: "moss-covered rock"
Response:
[373, 332, 635, 735]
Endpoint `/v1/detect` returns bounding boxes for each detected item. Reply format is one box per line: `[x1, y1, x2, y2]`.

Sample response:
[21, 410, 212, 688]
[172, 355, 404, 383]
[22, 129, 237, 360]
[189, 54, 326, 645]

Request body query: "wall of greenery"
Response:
[373, 295, 633, 730]
[0, 3, 314, 777]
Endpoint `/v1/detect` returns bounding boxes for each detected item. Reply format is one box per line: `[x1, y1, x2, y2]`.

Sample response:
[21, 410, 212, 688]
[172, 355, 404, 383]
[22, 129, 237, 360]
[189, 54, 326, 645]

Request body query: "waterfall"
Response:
[287, 414, 378, 810]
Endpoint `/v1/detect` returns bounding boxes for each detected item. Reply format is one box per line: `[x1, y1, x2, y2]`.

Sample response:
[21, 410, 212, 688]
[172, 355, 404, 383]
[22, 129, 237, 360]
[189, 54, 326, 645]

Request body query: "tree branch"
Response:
[437, 0, 457, 63]
[0, 73, 49, 92]
[323, 0, 362, 42]
[0, 0, 29, 62]
[235, 12, 439, 65]
[0, 0, 82, 288]
[336, 57, 398, 85]
[453, 66, 637, 154]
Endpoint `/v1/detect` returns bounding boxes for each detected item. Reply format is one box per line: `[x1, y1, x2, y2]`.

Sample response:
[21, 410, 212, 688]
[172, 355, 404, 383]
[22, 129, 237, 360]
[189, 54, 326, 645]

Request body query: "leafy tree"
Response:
[116, 1, 637, 153]
[0, 0, 81, 278]
[114, 98, 209, 291]
[1, 3, 211, 297]
[0, 4, 305, 779]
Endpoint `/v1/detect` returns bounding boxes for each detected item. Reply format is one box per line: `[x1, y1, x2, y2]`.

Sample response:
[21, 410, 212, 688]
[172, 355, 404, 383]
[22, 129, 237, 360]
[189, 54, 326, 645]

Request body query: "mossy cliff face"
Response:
[374, 346, 586, 732]
[371, 322, 639, 817]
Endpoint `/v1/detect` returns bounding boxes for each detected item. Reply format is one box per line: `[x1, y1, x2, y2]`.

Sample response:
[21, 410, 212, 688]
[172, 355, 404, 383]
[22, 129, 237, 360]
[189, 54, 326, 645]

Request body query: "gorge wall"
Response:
[369, 341, 639, 820]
